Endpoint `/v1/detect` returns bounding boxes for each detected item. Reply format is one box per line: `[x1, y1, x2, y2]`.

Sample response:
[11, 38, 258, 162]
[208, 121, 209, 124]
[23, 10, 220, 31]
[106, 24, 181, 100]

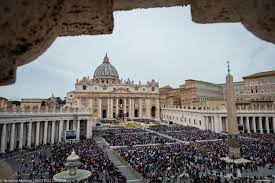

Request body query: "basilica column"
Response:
[35, 122, 40, 146]
[111, 99, 113, 118]
[129, 98, 132, 117]
[10, 123, 15, 151]
[86, 120, 90, 138]
[19, 122, 24, 149]
[98, 98, 102, 118]
[139, 98, 142, 117]
[27, 122, 32, 147]
[51, 121, 55, 144]
[146, 99, 151, 118]
[156, 99, 160, 118]
[59, 120, 64, 141]
[116, 98, 119, 117]
[66, 120, 69, 131]
[76, 120, 80, 141]
[252, 117, 256, 133]
[266, 117, 270, 133]
[259, 117, 263, 133]
[107, 98, 110, 118]
[132, 99, 135, 118]
[1, 124, 6, 153]
[124, 98, 127, 116]
[43, 121, 48, 144]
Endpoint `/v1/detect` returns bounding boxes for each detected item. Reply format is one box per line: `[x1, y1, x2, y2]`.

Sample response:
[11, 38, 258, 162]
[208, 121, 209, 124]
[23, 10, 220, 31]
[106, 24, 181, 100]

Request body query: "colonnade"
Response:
[237, 116, 274, 133]
[161, 108, 275, 134]
[0, 118, 92, 153]
[0, 110, 93, 153]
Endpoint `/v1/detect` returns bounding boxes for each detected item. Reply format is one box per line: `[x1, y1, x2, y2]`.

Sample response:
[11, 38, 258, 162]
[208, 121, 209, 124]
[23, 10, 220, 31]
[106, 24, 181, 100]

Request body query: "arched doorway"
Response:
[102, 110, 107, 118]
[151, 106, 156, 118]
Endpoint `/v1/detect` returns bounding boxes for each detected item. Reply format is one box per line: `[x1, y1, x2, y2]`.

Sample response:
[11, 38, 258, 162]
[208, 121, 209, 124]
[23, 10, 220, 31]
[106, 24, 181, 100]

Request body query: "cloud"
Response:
[0, 7, 274, 99]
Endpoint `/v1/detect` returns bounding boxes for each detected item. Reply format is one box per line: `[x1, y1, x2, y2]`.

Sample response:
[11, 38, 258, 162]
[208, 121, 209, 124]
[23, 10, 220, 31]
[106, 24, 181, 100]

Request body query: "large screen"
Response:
[65, 130, 77, 140]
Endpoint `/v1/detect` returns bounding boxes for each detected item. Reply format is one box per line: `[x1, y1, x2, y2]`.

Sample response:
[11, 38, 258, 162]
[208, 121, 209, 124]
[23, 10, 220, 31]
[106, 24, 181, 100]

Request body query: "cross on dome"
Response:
[103, 52, 109, 63]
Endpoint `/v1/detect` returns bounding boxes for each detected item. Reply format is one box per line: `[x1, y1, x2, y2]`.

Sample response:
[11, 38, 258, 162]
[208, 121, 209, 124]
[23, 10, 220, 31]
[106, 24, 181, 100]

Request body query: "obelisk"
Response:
[226, 61, 240, 157]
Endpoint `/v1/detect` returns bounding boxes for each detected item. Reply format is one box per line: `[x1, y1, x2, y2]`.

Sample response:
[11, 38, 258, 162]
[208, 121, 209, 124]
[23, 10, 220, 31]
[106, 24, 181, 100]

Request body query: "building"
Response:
[65, 54, 160, 119]
[160, 80, 244, 109]
[21, 98, 44, 109]
[180, 79, 226, 108]
[21, 94, 65, 109]
[0, 97, 13, 110]
[242, 70, 275, 107]
[159, 86, 181, 108]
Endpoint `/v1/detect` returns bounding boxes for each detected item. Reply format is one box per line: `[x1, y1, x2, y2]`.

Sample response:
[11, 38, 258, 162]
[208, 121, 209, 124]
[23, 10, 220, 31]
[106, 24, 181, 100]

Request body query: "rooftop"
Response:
[242, 70, 275, 79]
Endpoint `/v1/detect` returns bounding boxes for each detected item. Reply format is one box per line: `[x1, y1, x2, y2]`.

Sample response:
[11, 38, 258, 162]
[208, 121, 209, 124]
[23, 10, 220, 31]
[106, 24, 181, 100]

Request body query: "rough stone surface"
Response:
[0, 0, 113, 85]
[0, 0, 275, 85]
[113, 0, 189, 11]
[191, 0, 275, 43]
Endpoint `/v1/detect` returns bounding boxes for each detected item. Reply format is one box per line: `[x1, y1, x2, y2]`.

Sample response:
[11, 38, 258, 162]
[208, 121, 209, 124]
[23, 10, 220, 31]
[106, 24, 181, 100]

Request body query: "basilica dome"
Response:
[93, 54, 119, 79]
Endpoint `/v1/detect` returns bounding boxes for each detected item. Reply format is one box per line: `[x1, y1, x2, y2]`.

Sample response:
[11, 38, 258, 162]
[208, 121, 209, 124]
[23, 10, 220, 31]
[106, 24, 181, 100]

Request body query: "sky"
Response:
[1, 6, 275, 100]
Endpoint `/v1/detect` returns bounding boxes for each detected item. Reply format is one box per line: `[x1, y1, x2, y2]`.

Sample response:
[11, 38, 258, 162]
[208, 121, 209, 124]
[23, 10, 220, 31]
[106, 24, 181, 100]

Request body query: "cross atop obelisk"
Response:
[226, 61, 230, 74]
[226, 61, 240, 157]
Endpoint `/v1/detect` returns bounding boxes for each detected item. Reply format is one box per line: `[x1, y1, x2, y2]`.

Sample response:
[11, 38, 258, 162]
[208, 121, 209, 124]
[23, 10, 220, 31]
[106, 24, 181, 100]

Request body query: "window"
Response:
[82, 85, 87, 90]
[152, 87, 155, 91]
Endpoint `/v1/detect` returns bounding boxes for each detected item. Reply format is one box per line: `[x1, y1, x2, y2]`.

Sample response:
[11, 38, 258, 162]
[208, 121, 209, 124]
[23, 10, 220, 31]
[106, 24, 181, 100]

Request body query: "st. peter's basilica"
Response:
[65, 54, 160, 119]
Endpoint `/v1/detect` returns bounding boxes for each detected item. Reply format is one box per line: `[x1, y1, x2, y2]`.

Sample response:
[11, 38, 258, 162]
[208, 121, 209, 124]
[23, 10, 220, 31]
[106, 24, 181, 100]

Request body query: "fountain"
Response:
[53, 150, 91, 182]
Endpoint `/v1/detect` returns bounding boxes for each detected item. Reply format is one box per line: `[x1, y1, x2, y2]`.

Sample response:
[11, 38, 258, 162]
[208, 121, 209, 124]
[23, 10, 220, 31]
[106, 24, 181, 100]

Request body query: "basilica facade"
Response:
[65, 54, 160, 119]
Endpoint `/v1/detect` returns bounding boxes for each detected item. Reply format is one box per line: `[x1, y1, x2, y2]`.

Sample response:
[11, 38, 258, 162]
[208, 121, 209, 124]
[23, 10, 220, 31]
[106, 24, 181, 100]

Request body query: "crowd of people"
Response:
[95, 127, 146, 134]
[14, 139, 126, 182]
[149, 125, 226, 142]
[97, 127, 175, 146]
[51, 139, 126, 182]
[14, 148, 52, 180]
[5, 123, 275, 182]
[116, 139, 275, 182]
[241, 132, 275, 144]
[149, 124, 198, 132]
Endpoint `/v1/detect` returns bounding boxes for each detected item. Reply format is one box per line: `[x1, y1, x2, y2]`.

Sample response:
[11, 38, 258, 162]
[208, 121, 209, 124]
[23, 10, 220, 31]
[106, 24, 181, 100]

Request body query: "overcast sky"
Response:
[1, 6, 275, 100]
